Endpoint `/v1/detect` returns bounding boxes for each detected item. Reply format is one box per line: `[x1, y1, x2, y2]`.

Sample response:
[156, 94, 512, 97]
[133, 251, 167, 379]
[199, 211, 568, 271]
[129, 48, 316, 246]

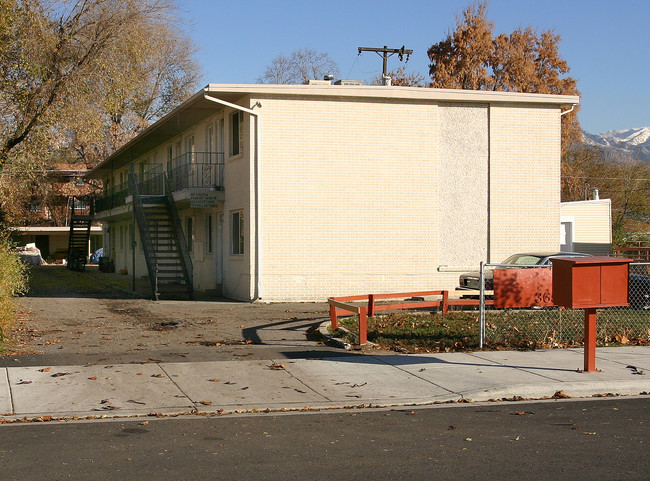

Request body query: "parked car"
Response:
[458, 251, 650, 309]
[457, 252, 591, 291]
[629, 272, 650, 309]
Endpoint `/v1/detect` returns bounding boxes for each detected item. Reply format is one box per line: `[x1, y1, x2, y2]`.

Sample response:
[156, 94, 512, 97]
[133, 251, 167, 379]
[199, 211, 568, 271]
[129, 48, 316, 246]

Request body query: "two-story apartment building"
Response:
[88, 82, 579, 301]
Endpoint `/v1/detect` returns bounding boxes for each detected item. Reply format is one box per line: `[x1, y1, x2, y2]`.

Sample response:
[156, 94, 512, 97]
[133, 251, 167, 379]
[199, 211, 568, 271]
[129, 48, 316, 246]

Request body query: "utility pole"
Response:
[357, 45, 413, 77]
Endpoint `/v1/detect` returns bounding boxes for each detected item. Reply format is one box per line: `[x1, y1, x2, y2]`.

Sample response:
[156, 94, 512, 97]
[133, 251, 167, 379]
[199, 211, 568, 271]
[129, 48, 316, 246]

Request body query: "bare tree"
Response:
[371, 67, 426, 87]
[258, 48, 340, 84]
[0, 0, 200, 169]
[0, 0, 200, 225]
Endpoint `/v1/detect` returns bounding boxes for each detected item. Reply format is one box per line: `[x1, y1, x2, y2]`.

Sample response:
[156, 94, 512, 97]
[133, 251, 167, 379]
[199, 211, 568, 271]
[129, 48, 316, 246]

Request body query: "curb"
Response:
[318, 321, 352, 350]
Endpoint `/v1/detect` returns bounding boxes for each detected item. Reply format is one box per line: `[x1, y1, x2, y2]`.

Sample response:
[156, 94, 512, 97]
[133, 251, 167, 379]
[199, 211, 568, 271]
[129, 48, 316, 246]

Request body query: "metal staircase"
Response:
[67, 196, 93, 271]
[130, 173, 193, 300]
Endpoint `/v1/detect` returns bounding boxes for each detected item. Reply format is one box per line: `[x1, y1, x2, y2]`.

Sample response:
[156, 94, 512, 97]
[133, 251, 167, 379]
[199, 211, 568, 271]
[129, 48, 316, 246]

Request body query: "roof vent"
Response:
[334, 79, 363, 86]
[306, 79, 332, 85]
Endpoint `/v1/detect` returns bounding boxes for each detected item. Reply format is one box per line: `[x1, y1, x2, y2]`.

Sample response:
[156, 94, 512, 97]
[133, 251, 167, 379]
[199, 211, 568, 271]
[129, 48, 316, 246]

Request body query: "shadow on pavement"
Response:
[284, 349, 580, 373]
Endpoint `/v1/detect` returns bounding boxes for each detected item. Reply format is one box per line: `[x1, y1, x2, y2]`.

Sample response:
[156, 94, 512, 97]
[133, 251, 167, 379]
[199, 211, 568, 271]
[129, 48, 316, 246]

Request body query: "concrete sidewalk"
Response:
[1, 346, 648, 421]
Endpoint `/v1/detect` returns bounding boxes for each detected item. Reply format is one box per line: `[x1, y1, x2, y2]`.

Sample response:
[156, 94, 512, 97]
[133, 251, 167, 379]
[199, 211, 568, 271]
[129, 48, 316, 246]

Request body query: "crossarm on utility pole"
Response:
[357, 45, 413, 76]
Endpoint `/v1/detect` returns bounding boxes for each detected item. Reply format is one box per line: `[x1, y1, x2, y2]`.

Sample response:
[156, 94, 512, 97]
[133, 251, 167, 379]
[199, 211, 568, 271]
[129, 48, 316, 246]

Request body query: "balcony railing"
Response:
[94, 152, 224, 213]
[168, 161, 224, 192]
[95, 185, 128, 212]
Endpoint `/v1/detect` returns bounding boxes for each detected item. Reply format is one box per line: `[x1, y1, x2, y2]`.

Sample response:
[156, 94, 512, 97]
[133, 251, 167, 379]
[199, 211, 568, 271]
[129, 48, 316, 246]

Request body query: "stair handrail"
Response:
[129, 173, 160, 300]
[162, 172, 193, 296]
[66, 195, 94, 271]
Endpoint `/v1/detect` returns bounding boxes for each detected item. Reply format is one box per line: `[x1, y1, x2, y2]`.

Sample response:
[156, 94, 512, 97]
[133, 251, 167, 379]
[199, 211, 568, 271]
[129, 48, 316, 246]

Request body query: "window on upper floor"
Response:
[230, 111, 243, 157]
[186, 135, 195, 163]
[167, 146, 173, 172]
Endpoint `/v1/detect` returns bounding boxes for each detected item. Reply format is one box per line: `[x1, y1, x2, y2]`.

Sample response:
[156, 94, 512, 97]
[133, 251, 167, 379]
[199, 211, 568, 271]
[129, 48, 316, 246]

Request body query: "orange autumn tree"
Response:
[427, 1, 581, 153]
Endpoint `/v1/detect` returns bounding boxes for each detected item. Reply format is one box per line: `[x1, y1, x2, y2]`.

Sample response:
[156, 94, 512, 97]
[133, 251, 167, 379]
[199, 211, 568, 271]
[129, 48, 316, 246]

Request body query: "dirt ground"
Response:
[1, 266, 338, 367]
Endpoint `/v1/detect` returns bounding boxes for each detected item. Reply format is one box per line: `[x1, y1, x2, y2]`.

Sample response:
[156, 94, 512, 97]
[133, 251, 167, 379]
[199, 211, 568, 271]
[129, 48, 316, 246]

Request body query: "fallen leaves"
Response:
[626, 365, 645, 375]
[552, 390, 571, 399]
[37, 367, 51, 372]
[270, 363, 286, 370]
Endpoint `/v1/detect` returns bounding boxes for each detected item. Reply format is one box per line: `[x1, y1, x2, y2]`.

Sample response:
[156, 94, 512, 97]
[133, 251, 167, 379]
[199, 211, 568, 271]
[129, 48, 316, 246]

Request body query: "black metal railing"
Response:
[129, 173, 159, 298]
[168, 157, 224, 192]
[163, 173, 193, 293]
[68, 195, 95, 217]
[95, 185, 128, 212]
[135, 170, 165, 196]
[95, 152, 224, 213]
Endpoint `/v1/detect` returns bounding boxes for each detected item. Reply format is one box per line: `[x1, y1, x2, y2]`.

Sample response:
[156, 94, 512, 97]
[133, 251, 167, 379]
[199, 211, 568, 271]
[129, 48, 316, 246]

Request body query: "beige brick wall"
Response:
[101, 92, 566, 302]
[489, 104, 561, 262]
[254, 96, 441, 301]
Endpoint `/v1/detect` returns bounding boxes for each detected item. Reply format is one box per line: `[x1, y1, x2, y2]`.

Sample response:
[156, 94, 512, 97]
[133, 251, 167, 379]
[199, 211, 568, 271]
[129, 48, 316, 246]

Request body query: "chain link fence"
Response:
[482, 262, 650, 348]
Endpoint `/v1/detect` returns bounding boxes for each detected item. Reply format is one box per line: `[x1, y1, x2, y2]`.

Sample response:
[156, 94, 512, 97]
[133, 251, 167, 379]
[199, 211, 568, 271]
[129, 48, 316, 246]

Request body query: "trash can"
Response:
[98, 256, 115, 273]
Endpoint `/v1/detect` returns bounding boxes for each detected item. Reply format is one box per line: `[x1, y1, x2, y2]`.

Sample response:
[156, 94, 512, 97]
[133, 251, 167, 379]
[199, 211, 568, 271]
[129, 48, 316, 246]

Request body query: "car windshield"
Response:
[501, 254, 544, 266]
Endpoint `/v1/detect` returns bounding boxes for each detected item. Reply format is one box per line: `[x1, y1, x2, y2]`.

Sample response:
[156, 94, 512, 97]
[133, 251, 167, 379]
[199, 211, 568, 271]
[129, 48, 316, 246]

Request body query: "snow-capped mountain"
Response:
[583, 127, 650, 161]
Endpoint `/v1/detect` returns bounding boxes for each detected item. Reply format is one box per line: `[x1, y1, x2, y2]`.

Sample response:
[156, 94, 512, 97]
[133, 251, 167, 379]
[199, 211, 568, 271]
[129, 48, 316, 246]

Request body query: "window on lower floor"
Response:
[230, 210, 244, 256]
[206, 214, 213, 254]
[185, 217, 194, 253]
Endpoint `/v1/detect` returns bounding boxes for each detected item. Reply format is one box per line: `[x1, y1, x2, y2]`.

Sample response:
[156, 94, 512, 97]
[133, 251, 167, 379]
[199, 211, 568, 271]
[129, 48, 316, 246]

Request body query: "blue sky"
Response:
[180, 0, 649, 134]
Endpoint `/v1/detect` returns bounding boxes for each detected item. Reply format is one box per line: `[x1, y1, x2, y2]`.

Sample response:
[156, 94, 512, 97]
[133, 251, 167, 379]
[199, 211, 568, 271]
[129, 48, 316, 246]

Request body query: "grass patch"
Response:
[338, 312, 480, 353]
[336, 308, 650, 353]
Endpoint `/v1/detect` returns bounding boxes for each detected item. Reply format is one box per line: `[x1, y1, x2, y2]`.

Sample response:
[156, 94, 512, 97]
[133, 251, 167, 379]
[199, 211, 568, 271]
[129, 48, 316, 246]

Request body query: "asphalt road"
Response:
[1, 397, 648, 480]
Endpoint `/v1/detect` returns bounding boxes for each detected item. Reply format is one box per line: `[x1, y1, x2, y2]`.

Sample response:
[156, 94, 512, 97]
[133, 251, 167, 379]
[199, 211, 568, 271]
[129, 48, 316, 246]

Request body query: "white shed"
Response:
[560, 199, 612, 255]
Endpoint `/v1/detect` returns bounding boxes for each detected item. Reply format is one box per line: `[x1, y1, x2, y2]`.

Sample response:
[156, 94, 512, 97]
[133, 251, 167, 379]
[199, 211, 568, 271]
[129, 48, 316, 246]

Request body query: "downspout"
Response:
[560, 104, 578, 116]
[203, 93, 263, 300]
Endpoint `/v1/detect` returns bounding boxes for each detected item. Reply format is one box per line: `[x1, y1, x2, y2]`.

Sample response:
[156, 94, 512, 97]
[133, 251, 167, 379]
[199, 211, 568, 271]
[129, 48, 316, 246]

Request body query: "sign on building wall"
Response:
[190, 192, 219, 208]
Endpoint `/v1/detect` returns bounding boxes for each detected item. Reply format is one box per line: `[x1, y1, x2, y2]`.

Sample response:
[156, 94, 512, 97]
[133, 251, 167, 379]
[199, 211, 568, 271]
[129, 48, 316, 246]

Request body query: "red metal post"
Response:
[442, 290, 449, 315]
[368, 294, 376, 317]
[584, 308, 597, 372]
[329, 303, 339, 330]
[359, 307, 368, 345]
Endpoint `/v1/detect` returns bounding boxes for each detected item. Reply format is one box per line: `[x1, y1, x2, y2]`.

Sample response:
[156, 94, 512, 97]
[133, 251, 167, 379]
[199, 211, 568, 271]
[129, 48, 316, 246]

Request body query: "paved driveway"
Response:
[2, 266, 336, 366]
